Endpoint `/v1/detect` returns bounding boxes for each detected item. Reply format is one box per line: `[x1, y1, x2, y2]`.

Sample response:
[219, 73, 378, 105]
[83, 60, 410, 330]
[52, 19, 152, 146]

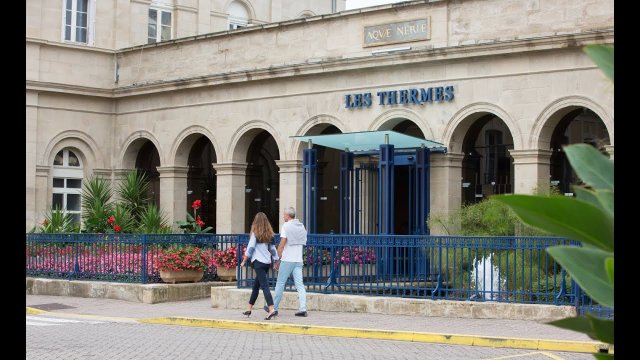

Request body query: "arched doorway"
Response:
[461, 114, 514, 205]
[187, 136, 217, 232]
[549, 107, 610, 195]
[244, 131, 280, 232]
[135, 140, 160, 206]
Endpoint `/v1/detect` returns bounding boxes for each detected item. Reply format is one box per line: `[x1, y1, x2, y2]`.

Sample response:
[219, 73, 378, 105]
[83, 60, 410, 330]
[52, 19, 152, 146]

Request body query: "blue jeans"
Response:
[273, 261, 306, 312]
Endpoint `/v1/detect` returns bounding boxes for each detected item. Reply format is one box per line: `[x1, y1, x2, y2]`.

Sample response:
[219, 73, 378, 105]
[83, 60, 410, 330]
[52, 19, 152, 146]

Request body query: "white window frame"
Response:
[51, 149, 84, 225]
[148, 6, 173, 43]
[227, 1, 250, 30]
[60, 0, 96, 45]
[228, 18, 248, 30]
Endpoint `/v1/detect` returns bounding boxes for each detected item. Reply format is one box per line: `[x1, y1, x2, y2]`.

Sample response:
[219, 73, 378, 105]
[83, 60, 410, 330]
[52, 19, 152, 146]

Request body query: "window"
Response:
[52, 149, 83, 225]
[228, 1, 249, 30]
[62, 0, 94, 44]
[148, 8, 172, 43]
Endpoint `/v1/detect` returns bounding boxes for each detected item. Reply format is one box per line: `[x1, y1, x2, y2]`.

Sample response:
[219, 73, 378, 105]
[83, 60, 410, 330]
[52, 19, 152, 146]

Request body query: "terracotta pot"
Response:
[216, 266, 237, 281]
[159, 269, 204, 284]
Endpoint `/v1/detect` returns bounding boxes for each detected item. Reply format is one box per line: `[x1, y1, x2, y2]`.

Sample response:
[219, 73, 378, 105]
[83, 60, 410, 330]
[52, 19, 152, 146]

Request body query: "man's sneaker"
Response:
[294, 311, 308, 317]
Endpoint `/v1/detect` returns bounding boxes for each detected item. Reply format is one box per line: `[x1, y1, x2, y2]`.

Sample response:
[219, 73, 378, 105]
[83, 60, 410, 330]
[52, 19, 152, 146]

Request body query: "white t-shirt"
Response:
[280, 221, 303, 262]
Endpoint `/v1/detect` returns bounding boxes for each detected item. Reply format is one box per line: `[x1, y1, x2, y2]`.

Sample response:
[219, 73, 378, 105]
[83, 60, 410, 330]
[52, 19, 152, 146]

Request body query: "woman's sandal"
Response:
[242, 310, 252, 317]
[265, 311, 277, 320]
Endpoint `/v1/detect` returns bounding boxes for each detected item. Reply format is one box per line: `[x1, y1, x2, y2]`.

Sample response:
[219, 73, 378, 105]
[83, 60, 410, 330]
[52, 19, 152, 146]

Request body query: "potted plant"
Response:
[212, 246, 241, 281]
[157, 245, 212, 284]
[334, 247, 377, 280]
[304, 246, 332, 279]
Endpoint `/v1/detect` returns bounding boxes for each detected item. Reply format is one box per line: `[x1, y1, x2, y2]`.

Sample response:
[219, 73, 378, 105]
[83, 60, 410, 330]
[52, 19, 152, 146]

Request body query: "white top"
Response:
[244, 232, 278, 264]
[280, 220, 304, 262]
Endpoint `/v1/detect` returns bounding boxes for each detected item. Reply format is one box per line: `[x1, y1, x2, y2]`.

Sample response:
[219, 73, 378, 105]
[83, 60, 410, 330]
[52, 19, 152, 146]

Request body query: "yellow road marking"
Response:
[140, 316, 611, 354]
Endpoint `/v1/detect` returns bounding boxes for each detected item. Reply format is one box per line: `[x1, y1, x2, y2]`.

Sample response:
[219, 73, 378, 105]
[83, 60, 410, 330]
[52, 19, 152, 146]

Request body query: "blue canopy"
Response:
[291, 130, 445, 153]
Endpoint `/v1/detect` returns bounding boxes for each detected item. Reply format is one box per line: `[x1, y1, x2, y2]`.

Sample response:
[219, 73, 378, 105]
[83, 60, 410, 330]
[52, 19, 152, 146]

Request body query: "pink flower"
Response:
[114, 224, 121, 232]
[196, 216, 205, 228]
[108, 216, 115, 225]
[192, 200, 202, 210]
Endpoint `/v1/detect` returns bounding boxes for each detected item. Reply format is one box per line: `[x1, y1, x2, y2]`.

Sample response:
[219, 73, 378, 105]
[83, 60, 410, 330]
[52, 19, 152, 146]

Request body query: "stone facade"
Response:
[26, 0, 614, 232]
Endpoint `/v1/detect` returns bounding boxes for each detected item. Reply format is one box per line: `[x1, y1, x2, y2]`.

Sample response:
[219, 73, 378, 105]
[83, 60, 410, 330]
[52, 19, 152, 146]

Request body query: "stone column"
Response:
[112, 168, 133, 196]
[26, 91, 39, 231]
[275, 160, 303, 230]
[429, 152, 464, 234]
[113, 0, 132, 49]
[196, 0, 211, 35]
[33, 165, 51, 229]
[212, 163, 247, 234]
[603, 145, 614, 161]
[175, 1, 198, 38]
[157, 166, 189, 229]
[509, 149, 553, 195]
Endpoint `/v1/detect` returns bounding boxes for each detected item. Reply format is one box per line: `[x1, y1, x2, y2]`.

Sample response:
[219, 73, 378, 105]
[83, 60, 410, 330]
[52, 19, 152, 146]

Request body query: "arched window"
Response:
[51, 149, 83, 224]
[228, 1, 249, 30]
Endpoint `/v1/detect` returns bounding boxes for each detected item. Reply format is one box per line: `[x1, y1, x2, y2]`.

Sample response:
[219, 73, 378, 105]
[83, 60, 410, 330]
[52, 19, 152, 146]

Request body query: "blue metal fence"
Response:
[25, 233, 612, 319]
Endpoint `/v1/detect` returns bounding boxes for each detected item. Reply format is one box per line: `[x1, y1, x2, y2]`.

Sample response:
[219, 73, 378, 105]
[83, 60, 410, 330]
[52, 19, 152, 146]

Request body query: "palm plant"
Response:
[116, 170, 151, 225]
[110, 203, 136, 233]
[39, 206, 77, 233]
[81, 175, 113, 233]
[138, 204, 172, 234]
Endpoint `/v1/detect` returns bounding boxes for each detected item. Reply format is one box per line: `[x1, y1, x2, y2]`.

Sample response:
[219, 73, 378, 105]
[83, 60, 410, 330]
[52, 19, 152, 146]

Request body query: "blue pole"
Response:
[340, 152, 354, 234]
[378, 144, 394, 234]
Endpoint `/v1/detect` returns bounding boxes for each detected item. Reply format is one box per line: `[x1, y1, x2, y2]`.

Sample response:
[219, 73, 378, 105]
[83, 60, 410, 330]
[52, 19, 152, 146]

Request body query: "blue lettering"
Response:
[354, 94, 362, 107]
[363, 93, 372, 107]
[350, 86, 454, 107]
[377, 91, 387, 105]
[409, 89, 420, 104]
[434, 87, 443, 102]
[388, 90, 398, 105]
[444, 86, 455, 101]
[420, 88, 432, 103]
[399, 90, 408, 104]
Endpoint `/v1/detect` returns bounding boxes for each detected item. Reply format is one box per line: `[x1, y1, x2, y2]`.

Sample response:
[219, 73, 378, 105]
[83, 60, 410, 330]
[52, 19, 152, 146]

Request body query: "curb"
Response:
[139, 316, 613, 354]
[26, 307, 46, 315]
[26, 307, 138, 323]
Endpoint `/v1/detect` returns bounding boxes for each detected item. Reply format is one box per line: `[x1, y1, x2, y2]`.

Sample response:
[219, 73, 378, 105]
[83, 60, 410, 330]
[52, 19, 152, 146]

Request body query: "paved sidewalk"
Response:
[25, 294, 610, 354]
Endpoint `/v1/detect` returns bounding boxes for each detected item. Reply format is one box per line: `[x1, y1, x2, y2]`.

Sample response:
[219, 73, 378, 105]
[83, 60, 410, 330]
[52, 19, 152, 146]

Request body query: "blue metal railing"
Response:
[25, 233, 612, 319]
[25, 233, 243, 283]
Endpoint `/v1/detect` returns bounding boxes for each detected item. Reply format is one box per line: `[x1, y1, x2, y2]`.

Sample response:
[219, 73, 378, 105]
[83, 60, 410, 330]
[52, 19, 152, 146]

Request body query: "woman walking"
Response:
[240, 212, 279, 320]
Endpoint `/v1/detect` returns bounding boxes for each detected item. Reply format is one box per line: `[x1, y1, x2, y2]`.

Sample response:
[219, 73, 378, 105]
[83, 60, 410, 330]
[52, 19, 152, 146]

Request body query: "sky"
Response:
[345, 0, 406, 10]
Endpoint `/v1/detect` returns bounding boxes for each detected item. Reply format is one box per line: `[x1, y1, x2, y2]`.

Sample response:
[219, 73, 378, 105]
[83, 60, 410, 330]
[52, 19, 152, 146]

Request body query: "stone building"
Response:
[26, 0, 614, 234]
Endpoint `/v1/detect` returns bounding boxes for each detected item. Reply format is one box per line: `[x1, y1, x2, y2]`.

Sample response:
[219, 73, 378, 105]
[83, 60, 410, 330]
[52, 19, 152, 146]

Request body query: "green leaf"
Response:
[572, 187, 601, 208]
[546, 246, 614, 307]
[595, 190, 614, 219]
[584, 45, 613, 82]
[564, 144, 614, 191]
[605, 257, 614, 285]
[495, 195, 613, 251]
[573, 187, 614, 219]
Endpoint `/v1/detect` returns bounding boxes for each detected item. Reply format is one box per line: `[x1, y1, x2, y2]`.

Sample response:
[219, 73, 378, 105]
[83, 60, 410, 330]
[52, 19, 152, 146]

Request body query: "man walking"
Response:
[266, 206, 308, 317]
